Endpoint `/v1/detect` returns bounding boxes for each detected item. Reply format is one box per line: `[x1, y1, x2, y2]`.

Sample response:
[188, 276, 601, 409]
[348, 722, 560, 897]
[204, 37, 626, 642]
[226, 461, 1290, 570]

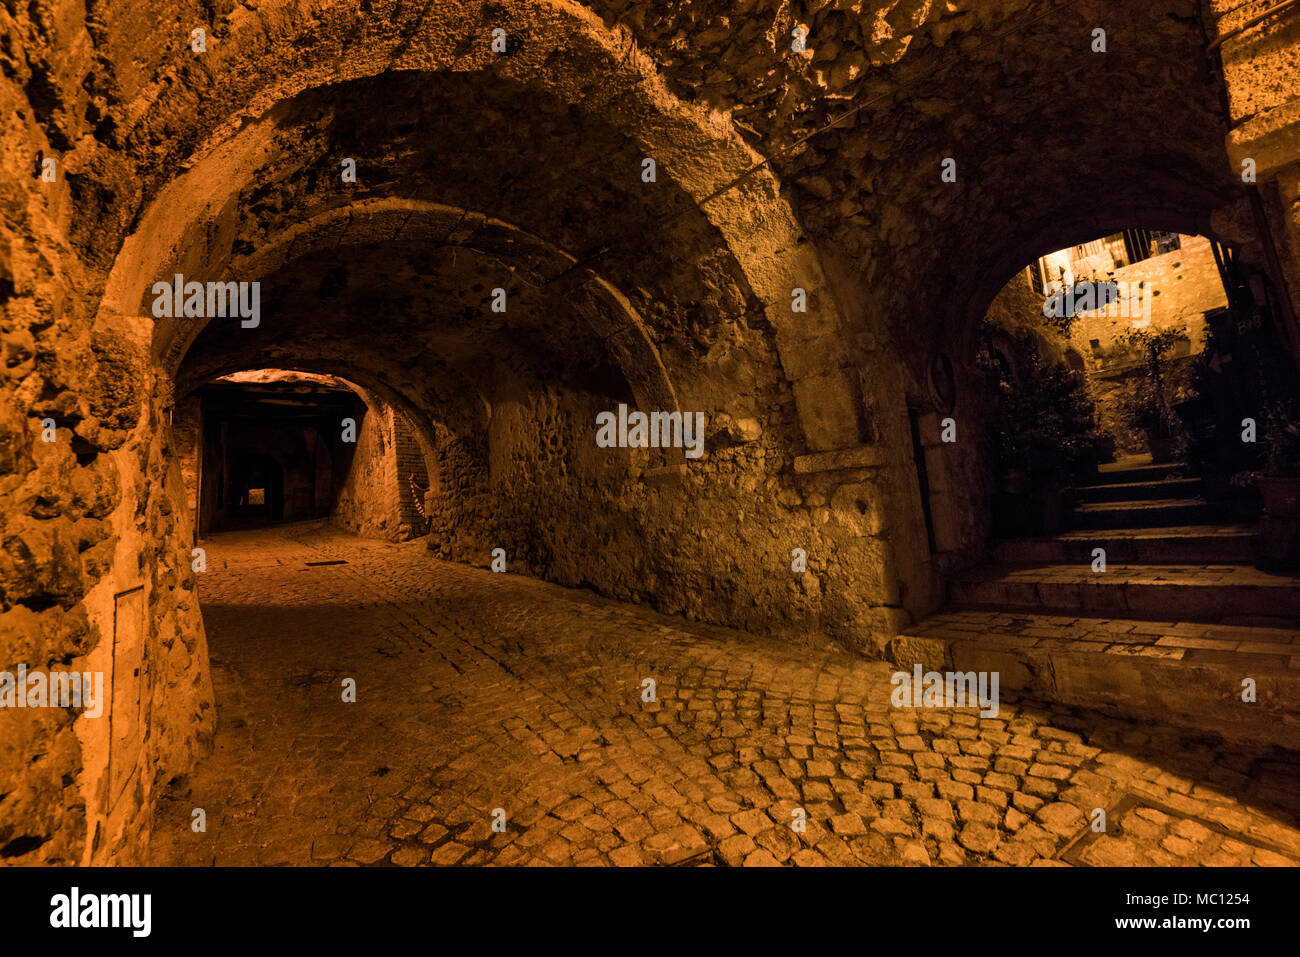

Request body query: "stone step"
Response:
[1075, 477, 1203, 504]
[1092, 459, 1184, 485]
[949, 562, 1300, 621]
[992, 526, 1256, 564]
[888, 611, 1300, 749]
[1066, 498, 1219, 530]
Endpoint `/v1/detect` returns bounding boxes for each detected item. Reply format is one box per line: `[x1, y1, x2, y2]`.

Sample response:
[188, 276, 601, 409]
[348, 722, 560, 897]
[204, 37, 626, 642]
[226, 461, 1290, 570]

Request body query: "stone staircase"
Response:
[890, 457, 1300, 749]
[1067, 458, 1217, 530]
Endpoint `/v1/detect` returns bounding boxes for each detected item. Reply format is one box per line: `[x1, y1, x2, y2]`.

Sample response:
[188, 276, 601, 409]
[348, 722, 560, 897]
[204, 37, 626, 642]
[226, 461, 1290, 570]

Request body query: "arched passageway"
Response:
[5, 0, 1300, 869]
[228, 453, 285, 525]
[175, 369, 430, 540]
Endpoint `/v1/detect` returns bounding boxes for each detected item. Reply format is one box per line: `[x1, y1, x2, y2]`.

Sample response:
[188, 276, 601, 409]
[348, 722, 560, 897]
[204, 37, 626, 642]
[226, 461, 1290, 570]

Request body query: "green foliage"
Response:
[1113, 325, 1187, 372]
[1184, 302, 1300, 483]
[1263, 398, 1300, 476]
[987, 337, 1099, 484]
[1182, 311, 1262, 483]
[1040, 284, 1076, 339]
[1113, 324, 1189, 442]
[1117, 376, 1179, 437]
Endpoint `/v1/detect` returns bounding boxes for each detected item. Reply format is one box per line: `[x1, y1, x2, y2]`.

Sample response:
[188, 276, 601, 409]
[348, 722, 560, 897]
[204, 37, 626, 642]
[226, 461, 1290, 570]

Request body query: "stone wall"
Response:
[4, 0, 1300, 867]
[173, 397, 202, 529]
[404, 371, 908, 647]
[1067, 235, 1229, 362]
[1216, 0, 1300, 367]
[1, 0, 216, 865]
[331, 403, 406, 541]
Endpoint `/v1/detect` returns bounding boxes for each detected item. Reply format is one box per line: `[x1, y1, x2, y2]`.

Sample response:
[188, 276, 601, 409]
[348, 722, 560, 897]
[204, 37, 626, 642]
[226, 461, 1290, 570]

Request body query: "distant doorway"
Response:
[229, 453, 285, 525]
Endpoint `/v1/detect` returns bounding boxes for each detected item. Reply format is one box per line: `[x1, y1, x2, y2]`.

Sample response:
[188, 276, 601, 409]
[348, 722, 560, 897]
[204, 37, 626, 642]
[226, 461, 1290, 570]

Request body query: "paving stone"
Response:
[993, 841, 1037, 866]
[614, 817, 655, 843]
[1171, 818, 1214, 844]
[1081, 836, 1141, 866]
[870, 817, 915, 837]
[1255, 847, 1297, 867]
[309, 834, 352, 862]
[923, 818, 955, 842]
[429, 842, 470, 865]
[391, 846, 430, 866]
[756, 826, 801, 861]
[642, 825, 708, 865]
[1022, 777, 1061, 799]
[898, 840, 931, 865]
[830, 812, 868, 835]
[791, 848, 828, 866]
[717, 834, 757, 867]
[936, 779, 975, 802]
[983, 771, 1018, 792]
[1035, 803, 1086, 838]
[346, 839, 395, 864]
[146, 528, 1300, 869]
[1027, 762, 1072, 781]
[916, 798, 953, 821]
[1012, 792, 1045, 814]
[937, 842, 966, 865]
[957, 823, 1000, 854]
[732, 808, 775, 835]
[976, 786, 1010, 809]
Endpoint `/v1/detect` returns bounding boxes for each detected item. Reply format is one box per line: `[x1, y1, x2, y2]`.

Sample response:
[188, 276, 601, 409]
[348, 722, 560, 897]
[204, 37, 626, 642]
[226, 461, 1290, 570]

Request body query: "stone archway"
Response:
[51, 0, 876, 866]
[159, 199, 683, 422]
[92, 0, 860, 456]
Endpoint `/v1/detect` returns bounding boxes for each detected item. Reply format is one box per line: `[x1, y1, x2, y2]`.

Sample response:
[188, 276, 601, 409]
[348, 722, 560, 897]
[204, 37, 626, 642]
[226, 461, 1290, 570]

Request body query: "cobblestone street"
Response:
[151, 523, 1300, 867]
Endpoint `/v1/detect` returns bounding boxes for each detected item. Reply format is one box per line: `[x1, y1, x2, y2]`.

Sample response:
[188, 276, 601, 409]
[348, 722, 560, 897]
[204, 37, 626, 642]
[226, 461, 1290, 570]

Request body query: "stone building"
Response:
[3, 0, 1300, 866]
[1031, 231, 1229, 360]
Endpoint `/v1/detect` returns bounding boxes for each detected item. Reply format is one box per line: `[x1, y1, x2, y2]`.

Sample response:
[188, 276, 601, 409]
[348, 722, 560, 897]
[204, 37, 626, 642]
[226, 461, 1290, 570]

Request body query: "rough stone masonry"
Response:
[2, 0, 1299, 866]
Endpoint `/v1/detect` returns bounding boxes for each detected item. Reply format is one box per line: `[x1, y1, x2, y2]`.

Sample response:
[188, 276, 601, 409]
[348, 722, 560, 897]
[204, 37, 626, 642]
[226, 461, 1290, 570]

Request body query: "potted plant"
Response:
[987, 340, 1099, 535]
[1118, 377, 1182, 462]
[1179, 304, 1279, 508]
[1259, 399, 1300, 518]
[1241, 392, 1300, 568]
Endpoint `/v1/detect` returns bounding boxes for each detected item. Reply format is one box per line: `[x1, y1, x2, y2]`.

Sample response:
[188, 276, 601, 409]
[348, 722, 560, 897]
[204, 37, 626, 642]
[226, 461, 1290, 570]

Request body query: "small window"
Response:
[248, 488, 266, 505]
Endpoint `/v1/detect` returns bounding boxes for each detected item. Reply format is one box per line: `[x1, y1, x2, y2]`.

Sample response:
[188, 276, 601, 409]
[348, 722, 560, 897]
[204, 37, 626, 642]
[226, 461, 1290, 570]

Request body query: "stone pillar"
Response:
[1215, 0, 1300, 360]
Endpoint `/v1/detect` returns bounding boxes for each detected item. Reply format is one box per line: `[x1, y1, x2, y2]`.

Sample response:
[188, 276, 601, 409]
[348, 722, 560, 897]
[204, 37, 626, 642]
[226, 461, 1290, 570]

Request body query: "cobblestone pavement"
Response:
[151, 522, 1300, 866]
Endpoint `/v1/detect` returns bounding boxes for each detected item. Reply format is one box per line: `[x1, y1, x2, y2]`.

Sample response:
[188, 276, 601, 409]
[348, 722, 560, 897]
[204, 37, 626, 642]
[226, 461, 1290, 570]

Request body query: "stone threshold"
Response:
[948, 562, 1300, 620]
[993, 526, 1256, 564]
[889, 611, 1300, 750]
